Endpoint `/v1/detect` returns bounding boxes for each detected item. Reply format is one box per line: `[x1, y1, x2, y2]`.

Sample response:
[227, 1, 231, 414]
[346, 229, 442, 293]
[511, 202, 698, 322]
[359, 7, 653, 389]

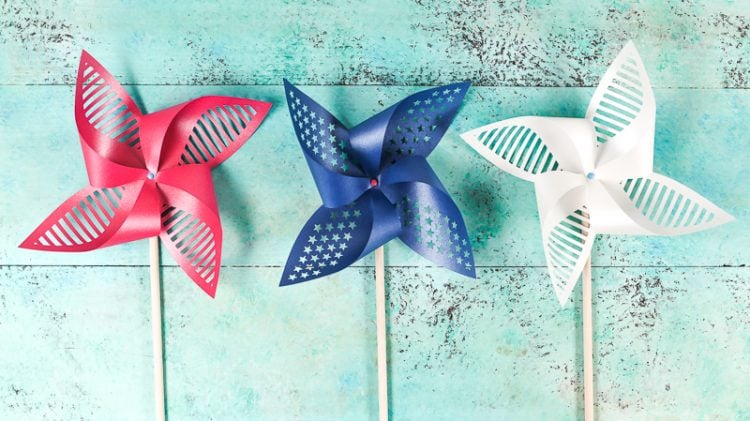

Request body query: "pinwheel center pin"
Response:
[370, 177, 379, 187]
[586, 172, 596, 180]
[147, 172, 156, 180]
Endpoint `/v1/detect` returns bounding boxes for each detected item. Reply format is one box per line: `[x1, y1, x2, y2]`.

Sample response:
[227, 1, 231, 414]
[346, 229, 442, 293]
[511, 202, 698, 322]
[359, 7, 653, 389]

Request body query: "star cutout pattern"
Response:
[286, 84, 362, 176]
[383, 85, 467, 165]
[398, 195, 474, 275]
[283, 198, 372, 284]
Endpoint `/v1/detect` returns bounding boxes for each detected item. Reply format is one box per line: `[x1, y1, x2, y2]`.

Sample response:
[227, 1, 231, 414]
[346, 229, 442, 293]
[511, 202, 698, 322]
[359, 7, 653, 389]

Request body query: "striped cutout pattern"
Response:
[590, 53, 646, 143]
[545, 208, 591, 300]
[29, 187, 126, 248]
[473, 125, 560, 175]
[621, 177, 716, 229]
[78, 60, 141, 149]
[161, 205, 219, 288]
[179, 104, 259, 165]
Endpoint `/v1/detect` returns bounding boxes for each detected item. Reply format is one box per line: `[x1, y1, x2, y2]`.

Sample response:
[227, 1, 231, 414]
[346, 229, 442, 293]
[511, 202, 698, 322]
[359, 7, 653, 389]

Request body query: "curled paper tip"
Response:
[79, 49, 97, 66]
[622, 39, 637, 51]
[202, 282, 218, 298]
[259, 100, 273, 115]
[282, 83, 476, 285]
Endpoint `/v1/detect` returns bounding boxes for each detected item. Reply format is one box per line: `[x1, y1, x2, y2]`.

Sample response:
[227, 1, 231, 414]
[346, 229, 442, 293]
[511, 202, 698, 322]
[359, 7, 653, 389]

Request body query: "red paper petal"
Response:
[20, 182, 147, 251]
[158, 96, 271, 170]
[158, 183, 222, 297]
[75, 50, 145, 169]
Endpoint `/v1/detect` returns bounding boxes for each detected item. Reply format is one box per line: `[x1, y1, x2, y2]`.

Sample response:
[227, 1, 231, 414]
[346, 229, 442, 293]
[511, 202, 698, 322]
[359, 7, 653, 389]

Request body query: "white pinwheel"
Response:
[461, 41, 734, 305]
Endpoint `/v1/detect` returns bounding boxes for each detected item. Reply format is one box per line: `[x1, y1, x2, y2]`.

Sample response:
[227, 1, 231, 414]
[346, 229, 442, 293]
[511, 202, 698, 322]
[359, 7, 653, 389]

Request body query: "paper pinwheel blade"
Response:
[280, 195, 380, 286]
[599, 173, 735, 235]
[20, 183, 147, 251]
[460, 116, 569, 181]
[391, 181, 476, 278]
[76, 50, 145, 168]
[159, 96, 271, 170]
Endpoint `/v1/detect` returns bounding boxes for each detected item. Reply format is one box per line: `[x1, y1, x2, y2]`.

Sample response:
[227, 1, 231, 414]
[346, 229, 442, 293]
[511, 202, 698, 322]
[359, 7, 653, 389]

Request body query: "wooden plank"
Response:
[0, 266, 153, 418]
[2, 85, 746, 267]
[2, 265, 747, 418]
[0, 1, 748, 87]
[387, 266, 750, 419]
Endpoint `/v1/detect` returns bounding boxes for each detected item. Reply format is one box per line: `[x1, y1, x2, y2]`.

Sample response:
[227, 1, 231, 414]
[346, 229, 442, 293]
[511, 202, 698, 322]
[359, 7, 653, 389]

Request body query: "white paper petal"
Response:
[461, 116, 595, 180]
[598, 173, 734, 235]
[587, 41, 656, 175]
[537, 184, 595, 305]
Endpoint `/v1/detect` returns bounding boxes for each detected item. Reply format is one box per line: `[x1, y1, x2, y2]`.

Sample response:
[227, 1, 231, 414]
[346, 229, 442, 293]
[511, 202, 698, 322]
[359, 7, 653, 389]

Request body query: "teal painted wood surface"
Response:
[2, 266, 749, 419]
[1, 0, 749, 419]
[0, 1, 749, 87]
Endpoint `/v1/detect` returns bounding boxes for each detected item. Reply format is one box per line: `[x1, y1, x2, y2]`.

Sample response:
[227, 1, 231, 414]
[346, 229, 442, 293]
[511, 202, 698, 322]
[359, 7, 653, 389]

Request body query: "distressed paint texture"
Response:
[0, 1, 749, 87]
[0, 0, 749, 419]
[1, 266, 748, 419]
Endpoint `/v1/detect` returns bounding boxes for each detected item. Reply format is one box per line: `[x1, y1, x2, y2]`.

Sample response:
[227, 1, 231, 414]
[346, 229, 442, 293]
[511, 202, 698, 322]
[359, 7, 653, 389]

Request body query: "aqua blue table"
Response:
[0, 1, 748, 419]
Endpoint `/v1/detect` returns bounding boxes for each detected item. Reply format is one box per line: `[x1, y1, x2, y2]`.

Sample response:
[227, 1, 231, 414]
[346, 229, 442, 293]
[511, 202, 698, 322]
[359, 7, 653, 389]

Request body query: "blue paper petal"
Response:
[380, 155, 445, 192]
[280, 194, 375, 286]
[284, 80, 365, 177]
[388, 181, 476, 278]
[359, 190, 402, 257]
[380, 82, 470, 167]
[306, 155, 371, 208]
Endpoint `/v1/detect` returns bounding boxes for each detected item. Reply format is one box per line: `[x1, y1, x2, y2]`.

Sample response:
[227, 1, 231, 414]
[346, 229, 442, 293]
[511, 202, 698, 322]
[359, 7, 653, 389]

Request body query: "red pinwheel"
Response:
[20, 51, 271, 297]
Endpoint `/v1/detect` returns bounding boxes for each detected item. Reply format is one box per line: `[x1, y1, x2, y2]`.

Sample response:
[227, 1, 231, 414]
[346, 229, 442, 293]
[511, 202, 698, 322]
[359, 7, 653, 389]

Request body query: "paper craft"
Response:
[281, 80, 476, 284]
[20, 50, 271, 297]
[461, 41, 733, 305]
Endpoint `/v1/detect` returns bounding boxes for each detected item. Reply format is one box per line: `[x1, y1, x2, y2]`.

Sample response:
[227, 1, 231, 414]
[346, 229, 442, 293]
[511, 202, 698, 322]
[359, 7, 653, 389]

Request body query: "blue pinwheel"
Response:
[281, 80, 476, 285]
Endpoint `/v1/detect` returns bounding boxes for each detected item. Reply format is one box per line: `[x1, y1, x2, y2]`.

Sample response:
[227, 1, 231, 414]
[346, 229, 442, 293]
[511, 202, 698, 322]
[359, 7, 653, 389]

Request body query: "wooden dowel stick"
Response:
[149, 237, 166, 421]
[582, 257, 594, 421]
[374, 246, 388, 421]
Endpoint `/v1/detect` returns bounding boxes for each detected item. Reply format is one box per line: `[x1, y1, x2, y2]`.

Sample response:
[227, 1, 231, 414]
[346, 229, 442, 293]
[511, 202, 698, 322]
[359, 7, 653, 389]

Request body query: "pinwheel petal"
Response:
[379, 82, 470, 167]
[20, 181, 153, 251]
[587, 41, 656, 172]
[158, 96, 271, 170]
[539, 186, 595, 305]
[158, 183, 223, 297]
[388, 181, 476, 278]
[304, 154, 372, 208]
[284, 80, 365, 177]
[280, 194, 378, 286]
[75, 50, 145, 169]
[595, 173, 734, 235]
[460, 116, 587, 181]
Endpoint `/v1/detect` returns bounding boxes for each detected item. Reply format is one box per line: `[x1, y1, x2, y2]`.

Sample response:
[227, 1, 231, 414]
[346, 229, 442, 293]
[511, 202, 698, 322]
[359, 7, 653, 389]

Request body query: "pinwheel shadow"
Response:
[436, 144, 505, 256]
[212, 165, 257, 258]
[121, 62, 147, 112]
